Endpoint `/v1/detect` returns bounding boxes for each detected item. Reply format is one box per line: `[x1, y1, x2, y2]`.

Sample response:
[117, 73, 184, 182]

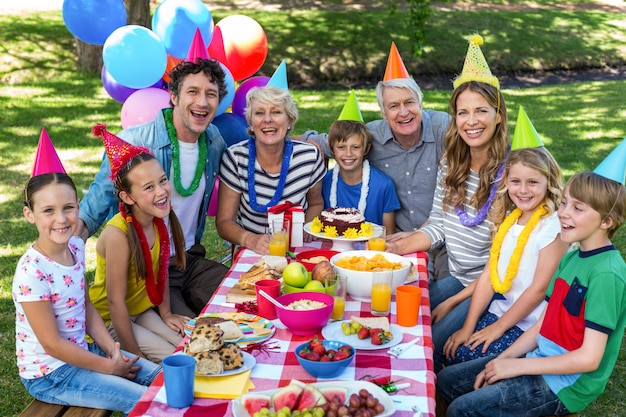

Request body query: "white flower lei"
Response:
[329, 159, 370, 214]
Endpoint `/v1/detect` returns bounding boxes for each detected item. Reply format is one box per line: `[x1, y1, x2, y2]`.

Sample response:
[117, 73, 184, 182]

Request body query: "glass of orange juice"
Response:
[329, 276, 347, 321]
[368, 225, 386, 251]
[371, 270, 392, 316]
[268, 227, 287, 257]
[272, 218, 290, 250]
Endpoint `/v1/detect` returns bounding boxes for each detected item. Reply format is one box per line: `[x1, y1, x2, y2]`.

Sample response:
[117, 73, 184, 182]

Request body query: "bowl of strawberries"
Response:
[295, 338, 355, 378]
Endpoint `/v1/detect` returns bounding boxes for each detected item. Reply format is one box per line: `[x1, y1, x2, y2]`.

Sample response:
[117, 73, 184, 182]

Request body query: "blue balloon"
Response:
[212, 113, 249, 147]
[103, 25, 167, 89]
[63, 0, 127, 45]
[216, 63, 236, 117]
[152, 0, 214, 59]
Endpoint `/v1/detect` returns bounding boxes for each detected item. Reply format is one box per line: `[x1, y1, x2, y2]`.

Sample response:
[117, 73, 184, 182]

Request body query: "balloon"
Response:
[152, 0, 214, 59]
[216, 63, 236, 117]
[212, 113, 249, 147]
[231, 76, 270, 118]
[208, 15, 268, 81]
[163, 54, 183, 84]
[62, 0, 126, 45]
[102, 66, 166, 103]
[121, 88, 171, 129]
[103, 25, 167, 89]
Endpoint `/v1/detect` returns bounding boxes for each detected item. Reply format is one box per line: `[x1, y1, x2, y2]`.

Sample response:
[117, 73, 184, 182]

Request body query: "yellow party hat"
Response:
[453, 34, 500, 90]
[337, 90, 363, 122]
[512, 106, 544, 150]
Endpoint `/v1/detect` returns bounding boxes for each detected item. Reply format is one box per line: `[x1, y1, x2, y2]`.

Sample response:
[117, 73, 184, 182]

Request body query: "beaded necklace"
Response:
[489, 205, 548, 294]
[247, 137, 293, 213]
[163, 108, 207, 197]
[120, 204, 170, 306]
[455, 160, 507, 227]
[329, 160, 370, 213]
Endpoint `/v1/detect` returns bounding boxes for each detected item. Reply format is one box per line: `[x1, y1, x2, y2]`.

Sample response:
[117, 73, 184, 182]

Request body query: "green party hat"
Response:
[512, 106, 544, 150]
[337, 90, 363, 122]
[594, 137, 626, 185]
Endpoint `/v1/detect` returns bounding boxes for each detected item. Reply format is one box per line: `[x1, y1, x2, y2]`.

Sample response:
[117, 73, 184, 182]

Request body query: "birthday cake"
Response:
[320, 207, 365, 235]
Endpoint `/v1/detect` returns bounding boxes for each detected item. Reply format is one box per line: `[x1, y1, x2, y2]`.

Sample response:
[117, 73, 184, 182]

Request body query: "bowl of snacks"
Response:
[275, 292, 334, 336]
[295, 338, 355, 378]
[330, 250, 411, 301]
[295, 249, 340, 271]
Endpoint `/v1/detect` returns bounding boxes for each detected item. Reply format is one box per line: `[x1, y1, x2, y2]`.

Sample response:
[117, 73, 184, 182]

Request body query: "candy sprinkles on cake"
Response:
[311, 208, 375, 238]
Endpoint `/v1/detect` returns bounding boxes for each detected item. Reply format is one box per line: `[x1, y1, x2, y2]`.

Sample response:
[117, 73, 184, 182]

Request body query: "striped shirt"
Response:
[220, 140, 326, 234]
[419, 165, 494, 286]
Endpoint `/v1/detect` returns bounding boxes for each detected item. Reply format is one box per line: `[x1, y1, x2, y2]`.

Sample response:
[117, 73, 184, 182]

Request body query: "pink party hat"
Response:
[383, 42, 410, 81]
[594, 137, 626, 185]
[92, 124, 152, 180]
[267, 59, 288, 89]
[31, 128, 66, 177]
[185, 28, 210, 62]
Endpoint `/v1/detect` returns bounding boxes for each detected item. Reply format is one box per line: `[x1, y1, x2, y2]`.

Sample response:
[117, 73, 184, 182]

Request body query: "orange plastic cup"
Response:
[395, 285, 422, 327]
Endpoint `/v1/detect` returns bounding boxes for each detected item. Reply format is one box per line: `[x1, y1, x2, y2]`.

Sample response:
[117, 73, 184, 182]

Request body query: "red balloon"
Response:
[208, 15, 268, 81]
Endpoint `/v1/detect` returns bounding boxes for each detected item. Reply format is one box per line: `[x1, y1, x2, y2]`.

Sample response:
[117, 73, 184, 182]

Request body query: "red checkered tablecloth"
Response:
[129, 242, 435, 417]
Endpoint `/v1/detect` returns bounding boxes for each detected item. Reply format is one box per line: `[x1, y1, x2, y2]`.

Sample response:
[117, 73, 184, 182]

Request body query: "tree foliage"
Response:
[385, 0, 442, 56]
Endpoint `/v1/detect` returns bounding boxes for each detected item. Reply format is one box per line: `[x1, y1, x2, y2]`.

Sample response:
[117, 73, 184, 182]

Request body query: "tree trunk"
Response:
[75, 0, 151, 73]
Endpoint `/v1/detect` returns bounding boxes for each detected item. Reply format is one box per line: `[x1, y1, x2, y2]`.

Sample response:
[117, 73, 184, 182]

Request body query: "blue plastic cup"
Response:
[162, 353, 196, 408]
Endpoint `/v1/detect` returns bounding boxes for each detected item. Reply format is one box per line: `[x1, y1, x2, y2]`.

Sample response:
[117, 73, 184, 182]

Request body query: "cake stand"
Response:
[303, 222, 383, 252]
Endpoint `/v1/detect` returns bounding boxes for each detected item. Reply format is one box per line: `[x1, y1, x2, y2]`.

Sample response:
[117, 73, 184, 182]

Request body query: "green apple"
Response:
[303, 279, 325, 293]
[282, 262, 310, 288]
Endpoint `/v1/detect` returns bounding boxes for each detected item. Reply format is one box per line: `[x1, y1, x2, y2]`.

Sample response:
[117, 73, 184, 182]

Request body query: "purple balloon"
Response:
[102, 66, 165, 103]
[231, 76, 270, 119]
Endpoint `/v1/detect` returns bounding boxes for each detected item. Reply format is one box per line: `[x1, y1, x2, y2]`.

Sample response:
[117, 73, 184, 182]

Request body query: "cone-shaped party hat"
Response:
[337, 90, 364, 122]
[594, 137, 626, 185]
[31, 128, 66, 177]
[512, 106, 544, 150]
[383, 42, 410, 81]
[92, 124, 152, 180]
[266, 59, 288, 89]
[453, 34, 500, 90]
[185, 28, 210, 62]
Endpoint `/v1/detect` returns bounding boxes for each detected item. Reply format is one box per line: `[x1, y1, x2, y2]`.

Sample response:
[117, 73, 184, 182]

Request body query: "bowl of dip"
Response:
[274, 292, 334, 336]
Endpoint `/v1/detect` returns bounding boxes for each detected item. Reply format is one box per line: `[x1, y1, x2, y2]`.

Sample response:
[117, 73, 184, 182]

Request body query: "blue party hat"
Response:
[266, 59, 288, 89]
[594, 137, 626, 185]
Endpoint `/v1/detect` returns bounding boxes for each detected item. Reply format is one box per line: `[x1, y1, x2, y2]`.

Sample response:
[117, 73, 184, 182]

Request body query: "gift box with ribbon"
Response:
[267, 201, 305, 248]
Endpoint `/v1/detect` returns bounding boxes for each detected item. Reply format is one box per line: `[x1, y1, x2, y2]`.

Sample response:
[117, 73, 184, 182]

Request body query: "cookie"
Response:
[217, 343, 244, 371]
[187, 324, 224, 353]
[193, 351, 224, 375]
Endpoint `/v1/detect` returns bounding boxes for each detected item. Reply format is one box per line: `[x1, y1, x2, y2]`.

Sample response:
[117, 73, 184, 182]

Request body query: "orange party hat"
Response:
[383, 42, 410, 81]
[185, 28, 210, 62]
[92, 123, 152, 180]
[31, 128, 66, 177]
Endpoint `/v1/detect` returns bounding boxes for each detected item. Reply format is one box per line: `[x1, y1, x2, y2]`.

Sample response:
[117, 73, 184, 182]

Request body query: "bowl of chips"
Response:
[330, 251, 412, 301]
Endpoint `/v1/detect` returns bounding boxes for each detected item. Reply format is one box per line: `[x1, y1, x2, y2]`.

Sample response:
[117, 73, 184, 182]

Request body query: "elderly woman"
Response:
[216, 86, 326, 254]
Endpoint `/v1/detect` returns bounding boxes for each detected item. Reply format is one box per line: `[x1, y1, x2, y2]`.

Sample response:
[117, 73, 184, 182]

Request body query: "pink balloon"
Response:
[231, 76, 270, 118]
[121, 88, 171, 129]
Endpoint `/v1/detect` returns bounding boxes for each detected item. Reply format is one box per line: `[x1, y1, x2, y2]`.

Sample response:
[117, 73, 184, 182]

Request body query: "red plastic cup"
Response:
[255, 279, 281, 320]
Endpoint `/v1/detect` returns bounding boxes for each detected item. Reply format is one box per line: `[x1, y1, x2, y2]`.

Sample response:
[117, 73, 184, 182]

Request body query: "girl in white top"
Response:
[443, 147, 569, 365]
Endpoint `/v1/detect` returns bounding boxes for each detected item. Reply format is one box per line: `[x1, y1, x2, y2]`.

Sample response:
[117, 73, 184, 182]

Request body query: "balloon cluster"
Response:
[62, 0, 270, 141]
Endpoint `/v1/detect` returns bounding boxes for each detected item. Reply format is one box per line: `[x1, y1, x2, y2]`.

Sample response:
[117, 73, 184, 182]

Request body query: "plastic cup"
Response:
[368, 225, 386, 251]
[255, 279, 281, 320]
[329, 276, 347, 321]
[371, 270, 392, 316]
[395, 285, 422, 327]
[162, 353, 196, 408]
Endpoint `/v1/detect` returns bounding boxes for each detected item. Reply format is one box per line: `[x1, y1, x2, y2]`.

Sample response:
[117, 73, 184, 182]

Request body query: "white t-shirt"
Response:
[489, 211, 561, 331]
[13, 236, 87, 379]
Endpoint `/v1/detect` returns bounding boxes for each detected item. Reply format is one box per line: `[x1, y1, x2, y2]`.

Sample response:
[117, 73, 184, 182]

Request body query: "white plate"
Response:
[303, 222, 383, 242]
[232, 380, 395, 417]
[322, 321, 403, 350]
[196, 351, 256, 377]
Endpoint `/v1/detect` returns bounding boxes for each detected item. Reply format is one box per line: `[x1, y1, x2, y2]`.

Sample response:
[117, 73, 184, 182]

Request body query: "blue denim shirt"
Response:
[80, 110, 226, 245]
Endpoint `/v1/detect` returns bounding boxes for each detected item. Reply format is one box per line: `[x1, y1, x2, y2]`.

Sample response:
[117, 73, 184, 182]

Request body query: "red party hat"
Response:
[92, 124, 152, 180]
[31, 128, 66, 177]
[185, 28, 210, 62]
[383, 42, 410, 81]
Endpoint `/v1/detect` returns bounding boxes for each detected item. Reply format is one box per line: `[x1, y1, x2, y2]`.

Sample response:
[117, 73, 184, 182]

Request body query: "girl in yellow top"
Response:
[89, 125, 187, 363]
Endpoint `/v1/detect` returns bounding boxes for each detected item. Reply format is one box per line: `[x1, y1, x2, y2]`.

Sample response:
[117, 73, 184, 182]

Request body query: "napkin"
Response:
[194, 370, 255, 399]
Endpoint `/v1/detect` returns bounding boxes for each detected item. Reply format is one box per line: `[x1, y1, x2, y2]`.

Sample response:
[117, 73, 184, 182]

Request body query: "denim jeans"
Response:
[438, 356, 570, 417]
[430, 276, 471, 372]
[21, 343, 161, 415]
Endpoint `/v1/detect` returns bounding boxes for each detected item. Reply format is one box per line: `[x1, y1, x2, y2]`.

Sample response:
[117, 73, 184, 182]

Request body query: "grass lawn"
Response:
[1, 2, 625, 416]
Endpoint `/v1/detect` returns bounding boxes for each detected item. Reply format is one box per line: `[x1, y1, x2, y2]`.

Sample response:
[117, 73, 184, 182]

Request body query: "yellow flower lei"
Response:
[489, 205, 548, 294]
